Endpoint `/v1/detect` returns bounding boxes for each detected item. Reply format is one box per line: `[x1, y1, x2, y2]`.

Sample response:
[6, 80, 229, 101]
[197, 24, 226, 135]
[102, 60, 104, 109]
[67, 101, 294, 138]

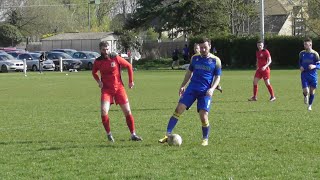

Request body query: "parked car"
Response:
[72, 51, 100, 70]
[0, 53, 25, 73]
[51, 49, 77, 56]
[45, 52, 82, 71]
[17, 53, 55, 71]
[7, 51, 25, 58]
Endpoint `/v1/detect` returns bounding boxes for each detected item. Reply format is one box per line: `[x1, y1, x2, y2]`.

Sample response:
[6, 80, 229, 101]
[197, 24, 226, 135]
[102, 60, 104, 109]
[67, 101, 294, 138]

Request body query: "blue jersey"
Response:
[299, 50, 320, 78]
[188, 53, 222, 92]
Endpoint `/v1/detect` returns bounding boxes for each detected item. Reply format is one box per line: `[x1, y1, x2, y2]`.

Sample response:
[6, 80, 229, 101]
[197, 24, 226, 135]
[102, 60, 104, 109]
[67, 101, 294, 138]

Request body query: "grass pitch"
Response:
[0, 70, 319, 179]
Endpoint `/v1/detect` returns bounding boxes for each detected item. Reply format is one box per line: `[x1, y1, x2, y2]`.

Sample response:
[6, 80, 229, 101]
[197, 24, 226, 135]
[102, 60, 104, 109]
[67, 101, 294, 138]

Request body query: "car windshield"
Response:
[88, 52, 100, 58]
[54, 53, 73, 59]
[30, 53, 41, 59]
[0, 54, 16, 60]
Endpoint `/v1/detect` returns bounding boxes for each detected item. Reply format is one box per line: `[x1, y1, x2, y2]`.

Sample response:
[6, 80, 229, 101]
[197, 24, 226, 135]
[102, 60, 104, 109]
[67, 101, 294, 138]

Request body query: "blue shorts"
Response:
[301, 73, 317, 89]
[179, 89, 212, 112]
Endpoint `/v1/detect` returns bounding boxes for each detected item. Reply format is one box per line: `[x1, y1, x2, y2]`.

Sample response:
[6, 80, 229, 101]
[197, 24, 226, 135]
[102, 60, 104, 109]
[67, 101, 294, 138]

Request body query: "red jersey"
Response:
[92, 55, 133, 91]
[256, 49, 271, 68]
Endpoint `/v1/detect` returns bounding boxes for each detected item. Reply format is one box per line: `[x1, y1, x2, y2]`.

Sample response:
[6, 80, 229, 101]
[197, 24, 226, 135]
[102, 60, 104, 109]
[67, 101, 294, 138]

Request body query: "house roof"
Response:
[250, 14, 288, 34]
[264, 0, 287, 15]
[42, 32, 115, 41]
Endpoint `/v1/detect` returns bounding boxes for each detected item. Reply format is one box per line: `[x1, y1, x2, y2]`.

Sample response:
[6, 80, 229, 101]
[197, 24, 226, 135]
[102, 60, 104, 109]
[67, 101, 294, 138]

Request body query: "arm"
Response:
[261, 51, 272, 71]
[262, 56, 272, 71]
[299, 52, 305, 72]
[117, 56, 134, 88]
[308, 52, 320, 70]
[207, 57, 222, 96]
[92, 62, 103, 88]
[179, 70, 192, 96]
[206, 76, 221, 96]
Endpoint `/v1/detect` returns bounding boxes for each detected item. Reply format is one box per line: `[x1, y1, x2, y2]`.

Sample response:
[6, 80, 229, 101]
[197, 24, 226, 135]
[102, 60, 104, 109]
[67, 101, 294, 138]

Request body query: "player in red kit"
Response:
[92, 41, 142, 142]
[248, 40, 276, 102]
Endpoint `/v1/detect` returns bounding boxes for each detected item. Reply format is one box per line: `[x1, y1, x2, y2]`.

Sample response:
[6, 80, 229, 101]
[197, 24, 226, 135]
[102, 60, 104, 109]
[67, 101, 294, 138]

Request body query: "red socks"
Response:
[101, 115, 110, 134]
[253, 85, 258, 98]
[125, 114, 135, 134]
[267, 85, 274, 97]
[101, 114, 136, 134]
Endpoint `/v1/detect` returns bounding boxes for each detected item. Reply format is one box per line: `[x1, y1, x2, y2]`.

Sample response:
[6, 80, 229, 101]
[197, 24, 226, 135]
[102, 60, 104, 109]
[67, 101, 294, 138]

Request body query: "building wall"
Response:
[41, 39, 117, 52]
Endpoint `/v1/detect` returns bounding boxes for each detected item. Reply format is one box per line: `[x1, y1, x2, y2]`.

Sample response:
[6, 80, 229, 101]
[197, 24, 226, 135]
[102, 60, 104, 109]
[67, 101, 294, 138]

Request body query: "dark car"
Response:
[51, 49, 77, 56]
[7, 51, 25, 58]
[45, 52, 82, 71]
[72, 51, 100, 70]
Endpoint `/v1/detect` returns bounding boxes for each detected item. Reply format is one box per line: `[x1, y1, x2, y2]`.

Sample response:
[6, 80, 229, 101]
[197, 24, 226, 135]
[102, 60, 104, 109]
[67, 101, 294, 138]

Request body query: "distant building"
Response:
[41, 32, 119, 52]
[251, 0, 308, 36]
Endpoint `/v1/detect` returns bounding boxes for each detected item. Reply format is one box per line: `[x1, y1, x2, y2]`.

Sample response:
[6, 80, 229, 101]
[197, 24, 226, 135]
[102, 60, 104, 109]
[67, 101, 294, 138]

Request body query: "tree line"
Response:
[1, 0, 320, 49]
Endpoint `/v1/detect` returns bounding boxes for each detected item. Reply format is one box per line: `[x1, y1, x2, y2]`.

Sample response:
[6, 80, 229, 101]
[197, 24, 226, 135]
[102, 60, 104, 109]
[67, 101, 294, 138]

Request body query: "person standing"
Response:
[171, 46, 179, 69]
[92, 41, 142, 142]
[159, 38, 221, 146]
[39, 52, 45, 73]
[299, 38, 320, 111]
[248, 40, 276, 101]
[183, 44, 190, 64]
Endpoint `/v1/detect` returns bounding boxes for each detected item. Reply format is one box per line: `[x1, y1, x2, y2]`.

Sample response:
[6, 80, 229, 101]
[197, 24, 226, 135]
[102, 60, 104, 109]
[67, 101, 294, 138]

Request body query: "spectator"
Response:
[171, 46, 180, 69]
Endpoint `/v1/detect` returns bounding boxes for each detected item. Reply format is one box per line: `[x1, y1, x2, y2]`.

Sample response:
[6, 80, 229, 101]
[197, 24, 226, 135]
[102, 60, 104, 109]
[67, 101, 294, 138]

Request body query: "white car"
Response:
[17, 53, 55, 71]
[0, 53, 24, 73]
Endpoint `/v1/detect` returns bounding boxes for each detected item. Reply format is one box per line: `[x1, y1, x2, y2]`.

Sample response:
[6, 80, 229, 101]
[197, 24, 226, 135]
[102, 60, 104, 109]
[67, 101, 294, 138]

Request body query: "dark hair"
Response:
[304, 37, 312, 43]
[257, 40, 264, 44]
[99, 41, 109, 49]
[199, 37, 211, 45]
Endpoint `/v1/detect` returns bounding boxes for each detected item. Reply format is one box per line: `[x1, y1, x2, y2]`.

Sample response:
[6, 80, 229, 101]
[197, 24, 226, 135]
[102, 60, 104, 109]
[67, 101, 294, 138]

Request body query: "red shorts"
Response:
[254, 69, 270, 80]
[101, 87, 128, 105]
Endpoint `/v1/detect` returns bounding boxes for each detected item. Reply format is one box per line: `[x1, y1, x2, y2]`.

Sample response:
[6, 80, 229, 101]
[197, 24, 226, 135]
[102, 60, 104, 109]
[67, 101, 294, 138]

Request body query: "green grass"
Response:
[0, 70, 319, 179]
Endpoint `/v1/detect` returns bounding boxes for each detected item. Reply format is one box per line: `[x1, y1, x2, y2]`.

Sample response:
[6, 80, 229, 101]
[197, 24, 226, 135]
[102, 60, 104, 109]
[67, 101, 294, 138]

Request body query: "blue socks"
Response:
[309, 94, 315, 105]
[202, 126, 210, 139]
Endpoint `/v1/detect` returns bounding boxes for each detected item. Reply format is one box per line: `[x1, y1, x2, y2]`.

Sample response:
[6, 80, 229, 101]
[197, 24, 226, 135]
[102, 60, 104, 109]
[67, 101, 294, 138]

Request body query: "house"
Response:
[251, 0, 308, 36]
[41, 32, 118, 52]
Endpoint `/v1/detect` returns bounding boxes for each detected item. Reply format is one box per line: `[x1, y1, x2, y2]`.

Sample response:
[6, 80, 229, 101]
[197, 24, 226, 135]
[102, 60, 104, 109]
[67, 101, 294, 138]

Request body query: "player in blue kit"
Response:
[159, 38, 221, 146]
[299, 38, 320, 111]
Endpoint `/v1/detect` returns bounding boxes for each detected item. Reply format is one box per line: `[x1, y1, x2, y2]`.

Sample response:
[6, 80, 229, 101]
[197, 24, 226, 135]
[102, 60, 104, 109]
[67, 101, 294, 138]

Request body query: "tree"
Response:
[3, 0, 78, 41]
[305, 0, 320, 36]
[126, 0, 230, 40]
[0, 23, 23, 47]
[222, 0, 257, 36]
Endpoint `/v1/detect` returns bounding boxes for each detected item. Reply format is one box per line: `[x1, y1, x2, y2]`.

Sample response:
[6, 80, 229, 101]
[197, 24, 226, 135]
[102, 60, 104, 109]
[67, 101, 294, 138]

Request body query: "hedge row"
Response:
[190, 36, 319, 68]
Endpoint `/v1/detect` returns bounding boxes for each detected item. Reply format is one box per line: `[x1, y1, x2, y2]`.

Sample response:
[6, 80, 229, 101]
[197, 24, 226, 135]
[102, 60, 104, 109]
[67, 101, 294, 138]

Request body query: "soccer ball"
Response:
[167, 134, 182, 146]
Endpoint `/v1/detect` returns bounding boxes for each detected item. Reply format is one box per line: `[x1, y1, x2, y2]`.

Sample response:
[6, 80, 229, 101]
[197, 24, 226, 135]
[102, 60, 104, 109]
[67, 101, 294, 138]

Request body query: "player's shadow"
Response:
[109, 107, 172, 112]
[0, 140, 48, 145]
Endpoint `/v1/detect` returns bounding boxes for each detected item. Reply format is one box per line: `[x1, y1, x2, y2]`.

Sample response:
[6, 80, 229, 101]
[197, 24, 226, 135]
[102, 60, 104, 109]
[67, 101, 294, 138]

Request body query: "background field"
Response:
[0, 70, 319, 179]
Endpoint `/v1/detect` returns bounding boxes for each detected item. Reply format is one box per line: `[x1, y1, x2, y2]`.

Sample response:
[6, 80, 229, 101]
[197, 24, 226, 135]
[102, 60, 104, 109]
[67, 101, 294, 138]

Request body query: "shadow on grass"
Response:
[0, 140, 48, 145]
[217, 109, 297, 114]
[109, 107, 173, 112]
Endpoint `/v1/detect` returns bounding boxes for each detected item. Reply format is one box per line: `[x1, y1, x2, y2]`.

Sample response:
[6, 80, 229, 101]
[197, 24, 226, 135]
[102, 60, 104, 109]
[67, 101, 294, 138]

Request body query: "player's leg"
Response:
[262, 70, 275, 101]
[101, 92, 114, 142]
[199, 110, 210, 146]
[308, 87, 316, 111]
[263, 79, 276, 101]
[159, 103, 188, 143]
[307, 77, 317, 111]
[301, 74, 309, 105]
[159, 91, 195, 143]
[249, 72, 260, 101]
[116, 88, 142, 141]
[197, 95, 212, 146]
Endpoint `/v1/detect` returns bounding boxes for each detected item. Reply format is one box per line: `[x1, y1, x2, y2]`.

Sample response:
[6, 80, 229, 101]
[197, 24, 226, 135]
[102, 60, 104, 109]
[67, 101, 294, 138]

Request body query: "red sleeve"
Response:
[265, 49, 271, 58]
[92, 61, 100, 81]
[117, 56, 133, 83]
